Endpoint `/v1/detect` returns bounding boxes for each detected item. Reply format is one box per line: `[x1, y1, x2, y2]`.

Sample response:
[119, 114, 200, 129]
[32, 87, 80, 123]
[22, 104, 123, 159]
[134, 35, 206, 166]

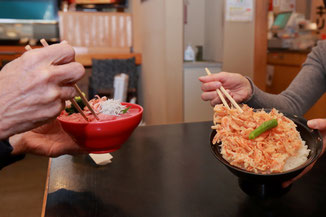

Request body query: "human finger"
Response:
[60, 86, 77, 100]
[201, 81, 222, 92]
[199, 73, 222, 83]
[307, 119, 326, 130]
[201, 91, 218, 101]
[31, 119, 60, 134]
[49, 62, 85, 85]
[37, 100, 65, 119]
[210, 97, 222, 107]
[308, 119, 326, 154]
[199, 75, 215, 83]
[38, 43, 76, 65]
[199, 71, 230, 83]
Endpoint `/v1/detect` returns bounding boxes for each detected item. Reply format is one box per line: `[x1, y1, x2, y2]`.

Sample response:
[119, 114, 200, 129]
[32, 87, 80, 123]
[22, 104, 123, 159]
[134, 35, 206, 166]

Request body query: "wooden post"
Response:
[253, 0, 269, 91]
[133, 0, 184, 125]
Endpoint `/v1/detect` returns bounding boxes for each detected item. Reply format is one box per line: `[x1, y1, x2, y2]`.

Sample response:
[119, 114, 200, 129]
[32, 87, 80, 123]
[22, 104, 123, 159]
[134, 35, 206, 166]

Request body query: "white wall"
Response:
[184, 0, 205, 49]
[222, 0, 255, 78]
[183, 0, 224, 62]
[204, 0, 224, 62]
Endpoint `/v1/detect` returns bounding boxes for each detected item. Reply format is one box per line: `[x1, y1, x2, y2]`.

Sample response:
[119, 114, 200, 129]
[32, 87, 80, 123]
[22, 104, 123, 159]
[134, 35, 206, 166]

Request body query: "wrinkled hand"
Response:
[9, 120, 87, 157]
[199, 72, 252, 106]
[282, 118, 326, 188]
[0, 42, 85, 139]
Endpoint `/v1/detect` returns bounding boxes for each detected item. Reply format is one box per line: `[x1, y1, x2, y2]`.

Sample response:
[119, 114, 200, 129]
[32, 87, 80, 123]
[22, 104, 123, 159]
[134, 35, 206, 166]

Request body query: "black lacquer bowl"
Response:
[210, 110, 323, 198]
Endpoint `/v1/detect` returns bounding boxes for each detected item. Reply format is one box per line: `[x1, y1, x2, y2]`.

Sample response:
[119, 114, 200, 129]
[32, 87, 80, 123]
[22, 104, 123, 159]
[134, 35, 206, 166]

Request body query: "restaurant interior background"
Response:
[0, 0, 326, 216]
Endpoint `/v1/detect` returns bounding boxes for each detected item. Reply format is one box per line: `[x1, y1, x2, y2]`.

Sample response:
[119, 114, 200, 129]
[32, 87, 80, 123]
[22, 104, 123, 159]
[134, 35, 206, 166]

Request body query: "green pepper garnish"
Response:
[121, 106, 131, 114]
[249, 119, 278, 140]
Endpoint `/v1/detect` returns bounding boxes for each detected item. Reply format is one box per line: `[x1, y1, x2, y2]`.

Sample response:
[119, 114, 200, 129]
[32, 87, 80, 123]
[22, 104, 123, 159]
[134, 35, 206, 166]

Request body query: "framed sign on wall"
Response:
[225, 0, 254, 22]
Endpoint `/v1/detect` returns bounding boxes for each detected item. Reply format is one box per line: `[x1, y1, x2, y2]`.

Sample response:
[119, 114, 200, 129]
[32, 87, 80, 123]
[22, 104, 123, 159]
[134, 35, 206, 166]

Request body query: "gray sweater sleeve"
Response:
[245, 40, 326, 116]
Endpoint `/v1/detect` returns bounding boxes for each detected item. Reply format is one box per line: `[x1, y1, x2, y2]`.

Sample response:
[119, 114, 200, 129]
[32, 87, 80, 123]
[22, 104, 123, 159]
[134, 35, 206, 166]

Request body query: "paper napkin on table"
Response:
[89, 153, 113, 165]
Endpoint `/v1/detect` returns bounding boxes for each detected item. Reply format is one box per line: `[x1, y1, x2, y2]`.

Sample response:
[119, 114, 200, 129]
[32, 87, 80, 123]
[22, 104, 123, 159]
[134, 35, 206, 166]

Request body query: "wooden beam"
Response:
[0, 45, 141, 67]
[253, 0, 269, 91]
[137, 0, 183, 125]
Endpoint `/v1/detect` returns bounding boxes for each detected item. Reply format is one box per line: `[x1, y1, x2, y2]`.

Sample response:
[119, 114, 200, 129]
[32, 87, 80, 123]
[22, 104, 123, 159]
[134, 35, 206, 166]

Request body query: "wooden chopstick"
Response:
[40, 39, 100, 120]
[25, 42, 89, 121]
[74, 85, 100, 120]
[25, 45, 32, 51]
[71, 98, 89, 121]
[205, 68, 230, 109]
[219, 86, 243, 112]
[205, 68, 243, 112]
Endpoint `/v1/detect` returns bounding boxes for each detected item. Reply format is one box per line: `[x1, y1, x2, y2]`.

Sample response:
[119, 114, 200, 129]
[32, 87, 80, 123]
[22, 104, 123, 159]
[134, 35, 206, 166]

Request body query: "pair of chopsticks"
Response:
[205, 68, 243, 113]
[25, 39, 99, 121]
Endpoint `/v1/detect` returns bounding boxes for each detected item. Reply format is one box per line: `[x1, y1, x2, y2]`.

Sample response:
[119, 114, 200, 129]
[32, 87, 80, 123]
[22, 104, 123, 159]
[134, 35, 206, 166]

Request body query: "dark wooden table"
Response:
[42, 122, 326, 217]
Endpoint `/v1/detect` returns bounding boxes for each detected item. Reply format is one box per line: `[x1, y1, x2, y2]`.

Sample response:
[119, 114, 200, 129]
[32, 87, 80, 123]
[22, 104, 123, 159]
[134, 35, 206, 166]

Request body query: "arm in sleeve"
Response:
[245, 41, 326, 116]
[0, 139, 25, 170]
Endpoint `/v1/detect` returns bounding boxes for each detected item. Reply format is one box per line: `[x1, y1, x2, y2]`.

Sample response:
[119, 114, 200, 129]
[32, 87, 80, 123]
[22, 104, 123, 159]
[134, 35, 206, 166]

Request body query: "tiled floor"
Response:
[0, 154, 49, 217]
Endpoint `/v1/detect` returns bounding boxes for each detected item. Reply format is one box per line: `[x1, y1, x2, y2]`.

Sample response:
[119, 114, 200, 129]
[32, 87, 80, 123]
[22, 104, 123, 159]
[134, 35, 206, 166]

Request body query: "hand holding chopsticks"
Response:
[41, 39, 100, 121]
[25, 40, 99, 122]
[205, 68, 243, 113]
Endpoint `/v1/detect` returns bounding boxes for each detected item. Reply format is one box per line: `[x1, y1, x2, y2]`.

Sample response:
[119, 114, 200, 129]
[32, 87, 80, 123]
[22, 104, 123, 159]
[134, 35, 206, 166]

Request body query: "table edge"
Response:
[41, 158, 52, 217]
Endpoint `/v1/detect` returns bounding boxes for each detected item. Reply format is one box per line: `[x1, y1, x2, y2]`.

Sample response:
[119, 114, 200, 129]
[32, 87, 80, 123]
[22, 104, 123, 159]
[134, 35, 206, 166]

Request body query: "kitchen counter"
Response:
[42, 122, 326, 217]
[184, 61, 222, 69]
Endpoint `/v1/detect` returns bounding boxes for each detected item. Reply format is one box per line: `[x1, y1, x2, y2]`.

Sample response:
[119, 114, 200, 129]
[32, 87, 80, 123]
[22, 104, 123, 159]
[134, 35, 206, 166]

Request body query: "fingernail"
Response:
[308, 120, 317, 128]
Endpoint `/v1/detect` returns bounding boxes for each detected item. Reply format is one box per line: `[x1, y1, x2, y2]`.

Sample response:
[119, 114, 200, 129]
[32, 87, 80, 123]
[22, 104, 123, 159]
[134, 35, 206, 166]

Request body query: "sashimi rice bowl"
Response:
[210, 104, 323, 197]
[58, 95, 143, 153]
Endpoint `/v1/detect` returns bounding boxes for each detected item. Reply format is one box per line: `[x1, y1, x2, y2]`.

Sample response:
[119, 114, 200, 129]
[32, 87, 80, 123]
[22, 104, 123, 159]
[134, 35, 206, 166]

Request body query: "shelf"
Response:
[183, 61, 222, 69]
[75, 0, 128, 12]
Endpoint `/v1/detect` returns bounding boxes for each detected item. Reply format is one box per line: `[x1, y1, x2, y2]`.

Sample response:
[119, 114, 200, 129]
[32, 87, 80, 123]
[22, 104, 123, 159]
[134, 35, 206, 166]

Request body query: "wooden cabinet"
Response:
[267, 50, 326, 120]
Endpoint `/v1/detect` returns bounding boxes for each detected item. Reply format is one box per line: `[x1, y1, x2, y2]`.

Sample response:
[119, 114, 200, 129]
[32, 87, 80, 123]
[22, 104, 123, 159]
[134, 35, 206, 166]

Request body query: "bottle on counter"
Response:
[184, 44, 195, 62]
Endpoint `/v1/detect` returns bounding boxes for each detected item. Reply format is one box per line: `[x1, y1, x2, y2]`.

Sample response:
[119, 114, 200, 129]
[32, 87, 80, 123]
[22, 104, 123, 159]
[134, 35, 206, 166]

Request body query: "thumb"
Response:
[307, 119, 326, 130]
[308, 119, 326, 155]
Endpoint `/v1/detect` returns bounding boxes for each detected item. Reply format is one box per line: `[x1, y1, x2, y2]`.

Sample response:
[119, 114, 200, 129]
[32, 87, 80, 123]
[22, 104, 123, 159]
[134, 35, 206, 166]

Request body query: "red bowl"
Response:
[57, 102, 143, 153]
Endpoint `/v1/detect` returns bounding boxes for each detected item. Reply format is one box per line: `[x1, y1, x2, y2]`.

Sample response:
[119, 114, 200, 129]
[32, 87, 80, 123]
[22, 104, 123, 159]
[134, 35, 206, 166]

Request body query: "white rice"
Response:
[283, 139, 310, 171]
